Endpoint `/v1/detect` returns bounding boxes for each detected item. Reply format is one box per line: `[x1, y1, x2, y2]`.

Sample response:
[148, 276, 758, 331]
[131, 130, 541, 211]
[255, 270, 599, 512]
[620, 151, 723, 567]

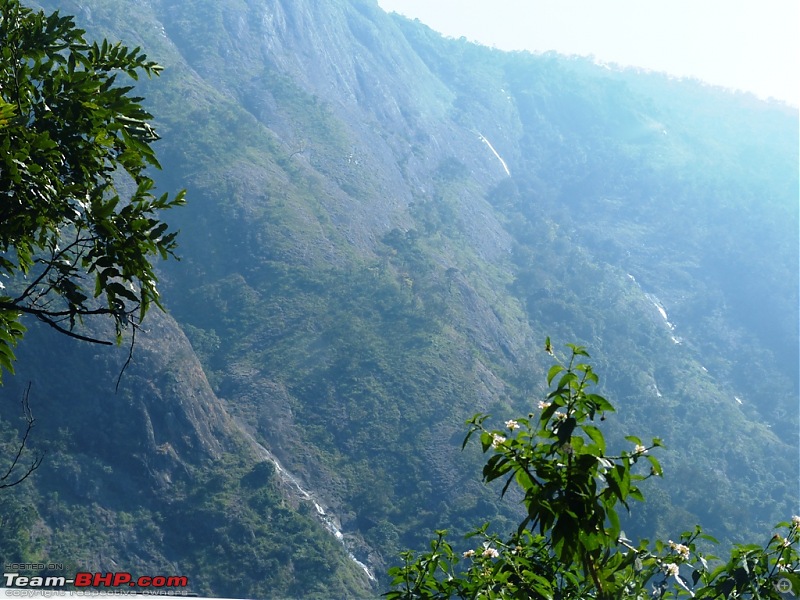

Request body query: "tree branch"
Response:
[0, 300, 122, 345]
[34, 311, 114, 345]
[11, 234, 92, 305]
[0, 382, 44, 490]
[0, 300, 117, 320]
[115, 320, 137, 392]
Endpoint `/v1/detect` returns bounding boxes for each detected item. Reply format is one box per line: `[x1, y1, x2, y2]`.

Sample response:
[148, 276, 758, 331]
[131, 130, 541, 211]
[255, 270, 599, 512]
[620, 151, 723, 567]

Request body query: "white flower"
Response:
[462, 549, 475, 558]
[491, 434, 506, 449]
[792, 515, 800, 528]
[554, 412, 567, 421]
[482, 547, 499, 559]
[505, 419, 520, 431]
[634, 444, 647, 455]
[665, 563, 680, 578]
[669, 540, 690, 560]
[537, 401, 551, 410]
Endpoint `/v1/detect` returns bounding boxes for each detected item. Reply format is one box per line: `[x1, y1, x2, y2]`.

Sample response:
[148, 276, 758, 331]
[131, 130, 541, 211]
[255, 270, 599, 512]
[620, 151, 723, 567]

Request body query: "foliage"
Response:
[9, 428, 373, 598]
[0, 0, 184, 380]
[387, 342, 800, 598]
[0, 1, 795, 596]
[159, 453, 372, 599]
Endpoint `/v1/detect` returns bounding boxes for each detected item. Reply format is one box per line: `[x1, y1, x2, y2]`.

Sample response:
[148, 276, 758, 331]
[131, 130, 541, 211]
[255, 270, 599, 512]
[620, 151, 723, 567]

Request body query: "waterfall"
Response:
[237, 425, 376, 582]
[477, 133, 511, 176]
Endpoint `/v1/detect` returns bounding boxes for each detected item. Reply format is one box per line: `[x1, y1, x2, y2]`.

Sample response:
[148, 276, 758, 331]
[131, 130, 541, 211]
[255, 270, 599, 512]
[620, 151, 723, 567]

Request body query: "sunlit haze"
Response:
[377, 0, 800, 107]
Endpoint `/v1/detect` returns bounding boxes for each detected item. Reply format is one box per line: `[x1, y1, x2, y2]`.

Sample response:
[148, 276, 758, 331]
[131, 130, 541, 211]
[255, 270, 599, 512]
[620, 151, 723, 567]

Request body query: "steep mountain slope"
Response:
[2, 0, 797, 597]
[1, 312, 375, 598]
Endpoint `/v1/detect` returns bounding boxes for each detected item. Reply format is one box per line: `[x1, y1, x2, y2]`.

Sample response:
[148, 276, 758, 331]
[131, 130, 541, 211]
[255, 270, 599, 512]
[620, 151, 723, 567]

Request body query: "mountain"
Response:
[1, 0, 797, 597]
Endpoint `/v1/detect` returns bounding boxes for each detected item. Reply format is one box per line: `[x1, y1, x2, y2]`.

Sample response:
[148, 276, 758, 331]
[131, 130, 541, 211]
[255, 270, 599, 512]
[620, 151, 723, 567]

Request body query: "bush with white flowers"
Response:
[387, 341, 800, 599]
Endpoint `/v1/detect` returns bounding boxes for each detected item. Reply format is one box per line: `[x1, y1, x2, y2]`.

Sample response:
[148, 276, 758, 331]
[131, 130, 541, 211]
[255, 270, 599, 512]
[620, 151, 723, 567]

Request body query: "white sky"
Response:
[377, 0, 800, 107]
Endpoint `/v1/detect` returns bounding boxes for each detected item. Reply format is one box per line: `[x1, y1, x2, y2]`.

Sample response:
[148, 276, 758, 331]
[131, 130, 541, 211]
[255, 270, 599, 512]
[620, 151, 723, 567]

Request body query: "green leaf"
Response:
[585, 393, 615, 413]
[551, 373, 578, 399]
[606, 464, 631, 509]
[607, 505, 621, 540]
[645, 454, 663, 477]
[547, 364, 564, 386]
[0, 342, 17, 376]
[581, 424, 606, 454]
[540, 402, 560, 424]
[106, 282, 139, 303]
[565, 343, 589, 357]
[699, 533, 719, 544]
[628, 486, 644, 502]
[483, 454, 513, 483]
[556, 417, 577, 445]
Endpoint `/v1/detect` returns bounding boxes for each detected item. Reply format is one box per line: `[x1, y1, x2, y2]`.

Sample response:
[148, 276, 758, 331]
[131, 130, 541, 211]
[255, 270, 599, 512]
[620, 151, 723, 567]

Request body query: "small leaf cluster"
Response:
[387, 341, 800, 599]
[0, 0, 184, 378]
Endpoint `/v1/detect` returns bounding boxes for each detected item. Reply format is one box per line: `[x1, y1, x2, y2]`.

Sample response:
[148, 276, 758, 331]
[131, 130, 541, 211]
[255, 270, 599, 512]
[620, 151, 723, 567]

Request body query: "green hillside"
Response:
[1, 0, 797, 597]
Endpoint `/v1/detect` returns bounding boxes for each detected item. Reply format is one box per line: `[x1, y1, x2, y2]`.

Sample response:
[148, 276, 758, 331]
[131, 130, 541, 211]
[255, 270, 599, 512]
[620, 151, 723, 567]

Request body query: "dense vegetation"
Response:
[388, 343, 799, 598]
[0, 0, 796, 597]
[0, 313, 374, 598]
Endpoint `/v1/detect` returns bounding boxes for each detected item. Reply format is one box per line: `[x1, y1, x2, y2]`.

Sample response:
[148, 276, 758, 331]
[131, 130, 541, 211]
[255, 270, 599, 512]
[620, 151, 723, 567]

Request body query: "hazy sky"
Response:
[377, 0, 800, 107]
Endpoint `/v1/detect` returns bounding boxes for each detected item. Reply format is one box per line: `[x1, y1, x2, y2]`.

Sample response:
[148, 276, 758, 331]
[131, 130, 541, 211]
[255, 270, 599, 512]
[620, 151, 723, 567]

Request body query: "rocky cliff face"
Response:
[3, 0, 797, 597]
[149, 0, 515, 256]
[9, 312, 227, 494]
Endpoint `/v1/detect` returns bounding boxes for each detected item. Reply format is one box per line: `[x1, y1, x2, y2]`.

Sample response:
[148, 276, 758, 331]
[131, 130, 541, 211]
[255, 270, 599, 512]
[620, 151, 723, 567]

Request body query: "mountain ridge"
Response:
[1, 0, 797, 597]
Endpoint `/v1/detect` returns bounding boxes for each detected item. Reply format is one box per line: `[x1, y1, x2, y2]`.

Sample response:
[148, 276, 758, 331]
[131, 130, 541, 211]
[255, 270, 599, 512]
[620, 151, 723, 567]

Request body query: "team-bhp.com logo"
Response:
[4, 572, 188, 590]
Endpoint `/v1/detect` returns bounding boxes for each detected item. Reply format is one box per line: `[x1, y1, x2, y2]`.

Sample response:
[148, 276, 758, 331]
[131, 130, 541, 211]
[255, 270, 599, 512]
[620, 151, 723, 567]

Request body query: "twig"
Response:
[115, 321, 137, 392]
[0, 382, 45, 490]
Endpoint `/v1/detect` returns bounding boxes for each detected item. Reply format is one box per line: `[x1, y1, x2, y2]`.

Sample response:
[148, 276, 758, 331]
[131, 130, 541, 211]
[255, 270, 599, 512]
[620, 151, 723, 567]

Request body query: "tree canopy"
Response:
[0, 0, 184, 380]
